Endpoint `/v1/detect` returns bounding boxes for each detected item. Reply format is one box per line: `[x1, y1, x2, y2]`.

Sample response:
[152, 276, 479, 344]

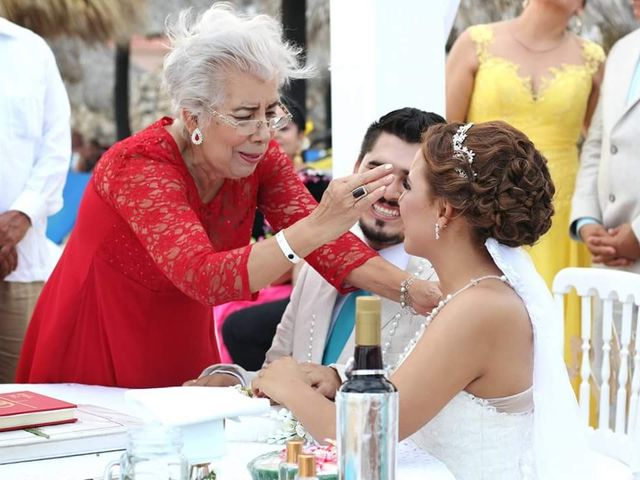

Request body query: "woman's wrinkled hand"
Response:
[410, 279, 442, 315]
[308, 164, 396, 243]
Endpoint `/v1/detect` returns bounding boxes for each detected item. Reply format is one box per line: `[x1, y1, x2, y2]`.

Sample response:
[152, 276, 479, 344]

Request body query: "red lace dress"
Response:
[17, 118, 375, 388]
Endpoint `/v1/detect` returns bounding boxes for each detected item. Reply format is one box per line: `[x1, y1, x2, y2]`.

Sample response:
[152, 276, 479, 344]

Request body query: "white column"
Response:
[329, 0, 458, 178]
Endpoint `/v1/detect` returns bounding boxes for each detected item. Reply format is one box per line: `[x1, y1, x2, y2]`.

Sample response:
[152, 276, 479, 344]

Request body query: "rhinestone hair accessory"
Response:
[452, 123, 476, 179]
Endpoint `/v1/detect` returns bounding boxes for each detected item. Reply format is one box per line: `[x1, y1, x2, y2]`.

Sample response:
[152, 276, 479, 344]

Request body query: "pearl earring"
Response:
[569, 14, 583, 34]
[191, 127, 203, 145]
[435, 222, 441, 240]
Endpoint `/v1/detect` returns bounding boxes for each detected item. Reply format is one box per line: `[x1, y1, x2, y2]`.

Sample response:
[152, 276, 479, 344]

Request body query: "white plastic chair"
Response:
[553, 267, 640, 478]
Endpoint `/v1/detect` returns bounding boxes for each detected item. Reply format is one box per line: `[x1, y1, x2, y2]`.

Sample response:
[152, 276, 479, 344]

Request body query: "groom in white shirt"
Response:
[0, 18, 71, 382]
[185, 108, 445, 397]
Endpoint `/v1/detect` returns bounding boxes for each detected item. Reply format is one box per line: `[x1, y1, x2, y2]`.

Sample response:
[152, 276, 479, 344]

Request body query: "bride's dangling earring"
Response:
[434, 222, 441, 240]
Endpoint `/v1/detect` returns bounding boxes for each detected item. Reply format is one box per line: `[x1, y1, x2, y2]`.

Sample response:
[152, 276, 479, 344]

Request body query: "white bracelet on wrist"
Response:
[199, 364, 247, 388]
[215, 370, 246, 387]
[275, 230, 301, 264]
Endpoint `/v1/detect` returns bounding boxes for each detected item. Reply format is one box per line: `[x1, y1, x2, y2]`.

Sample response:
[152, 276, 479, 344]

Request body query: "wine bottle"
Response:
[336, 296, 399, 480]
[279, 439, 304, 480]
[295, 454, 318, 480]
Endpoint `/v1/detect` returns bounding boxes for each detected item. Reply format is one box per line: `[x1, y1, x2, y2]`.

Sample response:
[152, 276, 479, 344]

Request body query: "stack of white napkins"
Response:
[125, 387, 269, 425]
[125, 387, 270, 462]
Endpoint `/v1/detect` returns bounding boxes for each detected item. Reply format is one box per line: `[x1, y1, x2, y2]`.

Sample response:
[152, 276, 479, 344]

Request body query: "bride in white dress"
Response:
[253, 121, 591, 479]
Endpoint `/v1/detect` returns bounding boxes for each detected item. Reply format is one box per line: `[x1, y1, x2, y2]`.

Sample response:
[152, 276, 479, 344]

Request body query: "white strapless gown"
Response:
[409, 387, 536, 479]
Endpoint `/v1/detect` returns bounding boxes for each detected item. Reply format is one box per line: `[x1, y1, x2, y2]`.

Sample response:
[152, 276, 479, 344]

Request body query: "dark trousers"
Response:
[222, 297, 290, 371]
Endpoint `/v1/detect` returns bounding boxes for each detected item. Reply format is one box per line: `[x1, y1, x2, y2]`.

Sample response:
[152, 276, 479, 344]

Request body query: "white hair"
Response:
[163, 2, 311, 127]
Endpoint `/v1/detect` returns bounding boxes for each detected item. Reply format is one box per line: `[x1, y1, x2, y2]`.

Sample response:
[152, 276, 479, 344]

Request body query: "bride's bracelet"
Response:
[400, 276, 418, 314]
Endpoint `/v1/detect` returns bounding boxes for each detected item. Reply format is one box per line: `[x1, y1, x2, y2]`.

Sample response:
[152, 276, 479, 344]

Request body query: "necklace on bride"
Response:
[305, 258, 434, 363]
[397, 274, 510, 366]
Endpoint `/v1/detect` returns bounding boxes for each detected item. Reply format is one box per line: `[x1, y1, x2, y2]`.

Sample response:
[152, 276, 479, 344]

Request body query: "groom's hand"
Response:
[299, 363, 342, 400]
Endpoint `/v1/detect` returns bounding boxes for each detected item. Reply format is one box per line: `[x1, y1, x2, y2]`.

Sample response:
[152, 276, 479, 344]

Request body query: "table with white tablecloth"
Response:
[0, 384, 455, 480]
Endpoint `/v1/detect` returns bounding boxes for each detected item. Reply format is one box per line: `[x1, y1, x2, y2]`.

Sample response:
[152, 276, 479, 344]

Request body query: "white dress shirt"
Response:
[0, 18, 70, 282]
[628, 54, 640, 106]
[328, 227, 410, 332]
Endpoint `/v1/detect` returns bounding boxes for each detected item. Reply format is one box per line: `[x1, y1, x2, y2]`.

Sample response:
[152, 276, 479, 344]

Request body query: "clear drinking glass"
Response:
[103, 423, 188, 480]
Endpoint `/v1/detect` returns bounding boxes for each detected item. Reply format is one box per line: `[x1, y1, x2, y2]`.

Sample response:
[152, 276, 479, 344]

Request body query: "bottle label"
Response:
[349, 369, 387, 376]
[336, 391, 399, 480]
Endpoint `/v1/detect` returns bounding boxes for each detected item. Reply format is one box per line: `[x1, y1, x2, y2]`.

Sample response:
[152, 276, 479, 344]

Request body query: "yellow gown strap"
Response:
[467, 24, 494, 63]
[580, 40, 606, 76]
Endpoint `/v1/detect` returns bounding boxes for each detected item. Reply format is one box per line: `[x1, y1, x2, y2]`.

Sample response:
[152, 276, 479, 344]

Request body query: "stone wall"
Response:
[49, 0, 331, 148]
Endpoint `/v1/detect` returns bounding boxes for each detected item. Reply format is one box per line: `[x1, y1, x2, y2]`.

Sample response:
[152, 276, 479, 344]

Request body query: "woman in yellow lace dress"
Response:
[446, 0, 604, 387]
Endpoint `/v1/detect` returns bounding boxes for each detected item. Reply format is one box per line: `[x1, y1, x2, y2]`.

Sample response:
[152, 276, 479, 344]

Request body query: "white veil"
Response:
[485, 238, 593, 480]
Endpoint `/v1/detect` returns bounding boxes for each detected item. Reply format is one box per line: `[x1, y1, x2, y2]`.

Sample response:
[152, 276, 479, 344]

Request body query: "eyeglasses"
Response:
[210, 103, 293, 136]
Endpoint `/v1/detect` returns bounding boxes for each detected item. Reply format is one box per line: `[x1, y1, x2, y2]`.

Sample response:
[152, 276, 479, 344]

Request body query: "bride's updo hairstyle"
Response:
[421, 121, 554, 248]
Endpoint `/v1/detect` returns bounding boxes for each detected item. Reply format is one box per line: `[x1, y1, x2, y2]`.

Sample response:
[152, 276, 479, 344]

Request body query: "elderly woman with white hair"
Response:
[17, 4, 439, 388]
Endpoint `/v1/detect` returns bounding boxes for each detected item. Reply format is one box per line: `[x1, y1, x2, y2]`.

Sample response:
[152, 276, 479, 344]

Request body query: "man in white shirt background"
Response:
[0, 18, 71, 382]
[185, 108, 445, 397]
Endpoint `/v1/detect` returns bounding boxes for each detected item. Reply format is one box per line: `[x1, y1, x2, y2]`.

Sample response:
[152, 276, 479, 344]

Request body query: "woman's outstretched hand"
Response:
[307, 164, 395, 243]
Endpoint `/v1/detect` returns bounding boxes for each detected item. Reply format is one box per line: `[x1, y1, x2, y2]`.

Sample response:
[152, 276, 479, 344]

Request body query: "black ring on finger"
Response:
[351, 185, 368, 199]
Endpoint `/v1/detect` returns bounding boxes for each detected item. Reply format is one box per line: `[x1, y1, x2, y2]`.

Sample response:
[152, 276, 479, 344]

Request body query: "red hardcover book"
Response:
[0, 391, 77, 432]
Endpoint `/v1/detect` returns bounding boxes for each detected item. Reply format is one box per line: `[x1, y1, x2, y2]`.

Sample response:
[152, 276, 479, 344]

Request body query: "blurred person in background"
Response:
[446, 0, 605, 383]
[273, 96, 306, 170]
[0, 18, 71, 383]
[0, 17, 70, 382]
